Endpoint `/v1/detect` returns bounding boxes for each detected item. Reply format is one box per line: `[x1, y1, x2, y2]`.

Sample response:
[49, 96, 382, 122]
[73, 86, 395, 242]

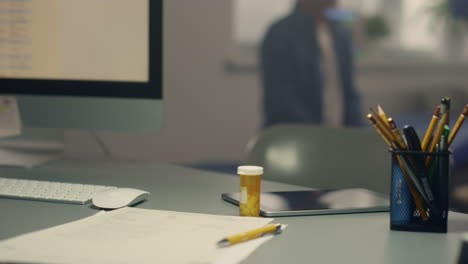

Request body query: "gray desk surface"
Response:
[1, 158, 468, 264]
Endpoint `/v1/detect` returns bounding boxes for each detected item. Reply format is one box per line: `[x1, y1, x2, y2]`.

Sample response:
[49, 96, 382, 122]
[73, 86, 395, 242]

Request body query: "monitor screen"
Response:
[0, 0, 163, 131]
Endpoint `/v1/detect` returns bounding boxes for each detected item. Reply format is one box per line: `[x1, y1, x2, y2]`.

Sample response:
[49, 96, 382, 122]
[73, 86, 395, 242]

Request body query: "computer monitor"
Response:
[0, 0, 163, 132]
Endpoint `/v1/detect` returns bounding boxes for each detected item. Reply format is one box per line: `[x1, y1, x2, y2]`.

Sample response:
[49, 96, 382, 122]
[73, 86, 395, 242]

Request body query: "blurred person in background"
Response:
[450, 0, 468, 19]
[260, 0, 362, 128]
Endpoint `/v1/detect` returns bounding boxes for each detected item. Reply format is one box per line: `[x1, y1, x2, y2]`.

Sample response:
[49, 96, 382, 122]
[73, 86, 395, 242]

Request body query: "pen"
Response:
[398, 154, 430, 204]
[436, 134, 449, 219]
[367, 115, 429, 220]
[439, 126, 449, 151]
[429, 128, 449, 189]
[403, 125, 434, 202]
[429, 143, 440, 186]
[448, 104, 468, 146]
[442, 97, 451, 125]
[422, 106, 441, 151]
[217, 224, 282, 247]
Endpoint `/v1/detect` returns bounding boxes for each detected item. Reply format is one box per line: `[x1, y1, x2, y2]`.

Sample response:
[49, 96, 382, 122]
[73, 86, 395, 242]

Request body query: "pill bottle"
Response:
[238, 166, 263, 217]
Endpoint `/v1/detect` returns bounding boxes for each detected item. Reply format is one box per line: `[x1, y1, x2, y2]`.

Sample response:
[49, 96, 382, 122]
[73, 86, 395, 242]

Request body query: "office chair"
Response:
[243, 125, 391, 194]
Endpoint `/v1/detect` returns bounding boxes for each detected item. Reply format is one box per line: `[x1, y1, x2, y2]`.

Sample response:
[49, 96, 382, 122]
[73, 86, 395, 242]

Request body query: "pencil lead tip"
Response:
[377, 105, 385, 115]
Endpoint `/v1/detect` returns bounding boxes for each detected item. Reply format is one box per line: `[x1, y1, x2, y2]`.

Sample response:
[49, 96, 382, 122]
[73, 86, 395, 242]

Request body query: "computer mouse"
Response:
[92, 188, 150, 209]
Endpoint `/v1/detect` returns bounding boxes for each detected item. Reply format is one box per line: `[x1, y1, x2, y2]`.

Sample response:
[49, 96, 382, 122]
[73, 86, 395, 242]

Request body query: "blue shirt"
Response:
[450, 0, 468, 19]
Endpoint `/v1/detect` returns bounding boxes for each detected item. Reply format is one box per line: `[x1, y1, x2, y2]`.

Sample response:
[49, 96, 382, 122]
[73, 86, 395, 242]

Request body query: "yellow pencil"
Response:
[367, 115, 428, 220]
[378, 105, 390, 127]
[388, 117, 407, 150]
[369, 108, 400, 147]
[217, 224, 282, 247]
[368, 113, 400, 149]
[421, 106, 440, 152]
[395, 157, 429, 221]
[367, 114, 392, 148]
[426, 113, 449, 166]
[448, 104, 468, 146]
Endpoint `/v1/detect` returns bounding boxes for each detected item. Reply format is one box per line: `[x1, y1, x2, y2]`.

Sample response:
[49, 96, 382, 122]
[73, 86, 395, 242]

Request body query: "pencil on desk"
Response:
[217, 224, 282, 247]
[448, 105, 468, 146]
[422, 106, 440, 151]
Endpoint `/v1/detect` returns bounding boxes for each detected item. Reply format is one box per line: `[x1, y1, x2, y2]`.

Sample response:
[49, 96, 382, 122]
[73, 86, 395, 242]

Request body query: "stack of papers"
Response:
[0, 208, 275, 264]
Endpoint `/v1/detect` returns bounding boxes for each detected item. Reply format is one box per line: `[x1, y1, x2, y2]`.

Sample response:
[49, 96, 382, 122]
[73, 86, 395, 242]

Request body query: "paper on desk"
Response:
[0, 207, 274, 264]
[215, 224, 287, 264]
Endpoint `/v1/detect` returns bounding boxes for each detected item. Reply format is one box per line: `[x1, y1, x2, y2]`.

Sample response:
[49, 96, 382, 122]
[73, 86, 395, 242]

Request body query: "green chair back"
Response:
[244, 125, 390, 194]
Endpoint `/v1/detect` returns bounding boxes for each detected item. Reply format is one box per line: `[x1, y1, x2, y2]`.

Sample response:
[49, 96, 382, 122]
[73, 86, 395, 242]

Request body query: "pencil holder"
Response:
[390, 150, 450, 233]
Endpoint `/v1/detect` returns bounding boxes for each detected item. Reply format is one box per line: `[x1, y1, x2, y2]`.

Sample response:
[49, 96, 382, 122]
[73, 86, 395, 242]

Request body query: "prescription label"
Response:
[240, 187, 248, 204]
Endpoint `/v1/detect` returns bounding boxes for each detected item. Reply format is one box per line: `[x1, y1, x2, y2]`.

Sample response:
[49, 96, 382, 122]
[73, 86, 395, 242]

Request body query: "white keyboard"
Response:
[0, 177, 117, 204]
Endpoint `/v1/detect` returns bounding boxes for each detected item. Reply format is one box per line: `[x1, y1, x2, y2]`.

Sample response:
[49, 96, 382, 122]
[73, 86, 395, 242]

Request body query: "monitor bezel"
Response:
[0, 0, 162, 100]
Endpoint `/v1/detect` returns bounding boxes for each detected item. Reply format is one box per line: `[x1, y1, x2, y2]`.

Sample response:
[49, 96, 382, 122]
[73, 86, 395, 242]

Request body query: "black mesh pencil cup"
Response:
[390, 150, 450, 233]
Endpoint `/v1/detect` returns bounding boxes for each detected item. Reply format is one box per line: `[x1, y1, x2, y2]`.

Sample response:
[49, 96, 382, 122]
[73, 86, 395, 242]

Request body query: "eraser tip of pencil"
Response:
[463, 105, 468, 116]
[434, 106, 441, 116]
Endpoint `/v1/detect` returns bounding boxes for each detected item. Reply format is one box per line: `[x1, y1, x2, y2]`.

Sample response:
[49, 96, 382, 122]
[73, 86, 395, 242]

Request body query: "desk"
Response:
[1, 158, 468, 264]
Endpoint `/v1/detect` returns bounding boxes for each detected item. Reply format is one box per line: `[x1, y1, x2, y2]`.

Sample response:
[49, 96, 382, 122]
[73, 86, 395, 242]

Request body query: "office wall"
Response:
[65, 0, 261, 164]
[64, 0, 468, 165]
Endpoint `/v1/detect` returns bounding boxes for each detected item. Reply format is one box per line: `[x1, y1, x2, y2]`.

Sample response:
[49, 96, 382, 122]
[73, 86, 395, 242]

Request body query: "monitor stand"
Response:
[0, 97, 64, 168]
[0, 128, 64, 168]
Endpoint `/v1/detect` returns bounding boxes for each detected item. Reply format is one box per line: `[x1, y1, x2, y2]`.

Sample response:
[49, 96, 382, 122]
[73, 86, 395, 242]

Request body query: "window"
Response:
[232, 0, 468, 61]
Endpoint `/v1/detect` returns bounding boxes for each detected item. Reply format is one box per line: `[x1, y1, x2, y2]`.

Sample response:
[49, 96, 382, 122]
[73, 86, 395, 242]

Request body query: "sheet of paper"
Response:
[215, 225, 287, 264]
[0, 208, 274, 264]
